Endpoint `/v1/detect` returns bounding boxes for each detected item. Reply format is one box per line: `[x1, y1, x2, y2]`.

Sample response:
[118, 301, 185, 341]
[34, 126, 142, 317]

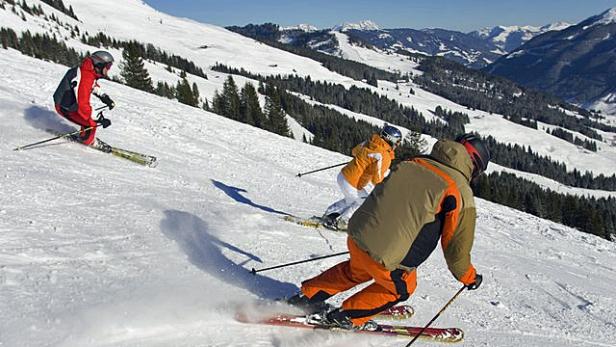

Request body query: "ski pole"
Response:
[13, 107, 109, 151]
[405, 285, 467, 346]
[250, 251, 349, 275]
[297, 162, 349, 177]
[13, 125, 99, 151]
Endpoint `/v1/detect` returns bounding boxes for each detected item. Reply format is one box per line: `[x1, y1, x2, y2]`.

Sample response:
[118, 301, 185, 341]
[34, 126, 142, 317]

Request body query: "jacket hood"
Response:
[430, 139, 474, 181]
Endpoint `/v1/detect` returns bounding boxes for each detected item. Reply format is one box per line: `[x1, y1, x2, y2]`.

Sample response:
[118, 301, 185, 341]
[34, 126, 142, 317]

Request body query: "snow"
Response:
[281, 24, 318, 32]
[2, 2, 616, 344]
[473, 23, 570, 51]
[333, 20, 380, 32]
[10, 0, 616, 181]
[331, 31, 422, 75]
[2, 48, 616, 347]
[541, 21, 573, 32]
[584, 7, 616, 30]
[588, 93, 616, 123]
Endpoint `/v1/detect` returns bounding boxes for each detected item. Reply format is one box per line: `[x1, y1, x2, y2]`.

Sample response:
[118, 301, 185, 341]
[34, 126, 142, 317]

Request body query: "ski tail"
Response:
[282, 215, 323, 228]
[376, 304, 414, 320]
[110, 147, 158, 167]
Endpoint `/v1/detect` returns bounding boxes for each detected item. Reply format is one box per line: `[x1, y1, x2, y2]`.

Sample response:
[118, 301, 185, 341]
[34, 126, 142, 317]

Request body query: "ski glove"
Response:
[97, 116, 112, 129]
[99, 94, 115, 110]
[466, 274, 483, 290]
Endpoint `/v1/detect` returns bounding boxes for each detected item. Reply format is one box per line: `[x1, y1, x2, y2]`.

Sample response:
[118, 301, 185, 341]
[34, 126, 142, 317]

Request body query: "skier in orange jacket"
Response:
[321, 125, 402, 230]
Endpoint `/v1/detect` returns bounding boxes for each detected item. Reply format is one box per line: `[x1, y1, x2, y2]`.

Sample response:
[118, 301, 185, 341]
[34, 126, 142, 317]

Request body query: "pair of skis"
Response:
[236, 304, 463, 343]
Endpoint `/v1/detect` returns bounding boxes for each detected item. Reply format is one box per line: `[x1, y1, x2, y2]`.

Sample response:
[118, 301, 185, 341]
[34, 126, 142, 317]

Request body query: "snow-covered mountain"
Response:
[470, 22, 571, 52]
[2, 1, 616, 346]
[486, 7, 616, 111]
[332, 20, 381, 32]
[280, 24, 318, 32]
[269, 20, 569, 69]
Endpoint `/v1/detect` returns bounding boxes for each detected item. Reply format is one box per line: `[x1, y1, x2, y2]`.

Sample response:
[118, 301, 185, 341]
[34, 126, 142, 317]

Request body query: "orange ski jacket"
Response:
[341, 134, 395, 190]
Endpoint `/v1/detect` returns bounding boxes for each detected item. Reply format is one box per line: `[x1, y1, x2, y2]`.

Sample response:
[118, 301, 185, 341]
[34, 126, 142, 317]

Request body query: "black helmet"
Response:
[380, 125, 402, 147]
[90, 51, 114, 75]
[455, 133, 491, 178]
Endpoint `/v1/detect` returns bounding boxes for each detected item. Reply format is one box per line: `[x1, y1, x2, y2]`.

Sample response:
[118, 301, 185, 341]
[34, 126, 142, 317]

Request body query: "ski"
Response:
[282, 215, 346, 232]
[47, 129, 158, 168]
[377, 304, 415, 320]
[282, 215, 323, 228]
[109, 146, 158, 168]
[82, 139, 158, 168]
[235, 312, 463, 343]
[268, 302, 414, 321]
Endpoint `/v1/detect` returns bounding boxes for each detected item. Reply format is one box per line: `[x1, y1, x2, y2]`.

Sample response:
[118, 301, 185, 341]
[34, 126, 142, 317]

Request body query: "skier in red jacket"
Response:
[53, 51, 115, 150]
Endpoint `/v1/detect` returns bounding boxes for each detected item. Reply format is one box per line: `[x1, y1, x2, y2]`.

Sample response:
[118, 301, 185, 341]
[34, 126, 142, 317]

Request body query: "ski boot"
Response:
[285, 292, 333, 315]
[90, 138, 112, 153]
[321, 213, 340, 231]
[307, 308, 379, 331]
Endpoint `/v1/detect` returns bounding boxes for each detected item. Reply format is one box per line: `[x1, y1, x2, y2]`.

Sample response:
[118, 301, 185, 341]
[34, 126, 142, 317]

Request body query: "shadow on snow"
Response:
[160, 209, 298, 300]
[211, 179, 291, 216]
[24, 105, 75, 133]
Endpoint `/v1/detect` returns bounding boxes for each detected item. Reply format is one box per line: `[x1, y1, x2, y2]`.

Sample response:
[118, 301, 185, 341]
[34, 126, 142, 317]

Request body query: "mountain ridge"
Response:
[486, 7, 616, 109]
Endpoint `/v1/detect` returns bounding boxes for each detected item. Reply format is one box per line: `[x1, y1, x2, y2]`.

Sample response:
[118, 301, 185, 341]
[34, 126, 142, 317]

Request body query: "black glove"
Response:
[97, 116, 112, 129]
[466, 274, 483, 290]
[99, 94, 115, 110]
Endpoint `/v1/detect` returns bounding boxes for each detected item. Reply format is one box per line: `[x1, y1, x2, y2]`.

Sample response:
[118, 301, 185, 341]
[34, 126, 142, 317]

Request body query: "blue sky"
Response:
[143, 0, 616, 32]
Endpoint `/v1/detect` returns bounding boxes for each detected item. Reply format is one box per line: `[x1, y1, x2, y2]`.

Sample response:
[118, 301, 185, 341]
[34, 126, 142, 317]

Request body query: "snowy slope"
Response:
[4, 0, 616, 185]
[331, 31, 422, 75]
[2, 46, 616, 347]
[471, 22, 572, 51]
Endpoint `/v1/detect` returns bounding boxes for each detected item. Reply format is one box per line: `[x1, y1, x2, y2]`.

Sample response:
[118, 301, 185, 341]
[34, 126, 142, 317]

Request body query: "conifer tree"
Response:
[191, 82, 200, 106]
[240, 83, 265, 127]
[264, 88, 291, 137]
[120, 45, 153, 92]
[212, 90, 225, 115]
[395, 130, 427, 159]
[221, 75, 241, 120]
[176, 77, 198, 107]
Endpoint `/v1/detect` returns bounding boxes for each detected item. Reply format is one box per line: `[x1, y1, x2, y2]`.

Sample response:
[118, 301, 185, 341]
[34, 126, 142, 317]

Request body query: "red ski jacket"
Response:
[53, 57, 103, 126]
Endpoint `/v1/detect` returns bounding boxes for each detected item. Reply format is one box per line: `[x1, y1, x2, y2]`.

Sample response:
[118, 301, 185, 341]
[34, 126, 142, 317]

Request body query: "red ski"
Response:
[235, 311, 463, 343]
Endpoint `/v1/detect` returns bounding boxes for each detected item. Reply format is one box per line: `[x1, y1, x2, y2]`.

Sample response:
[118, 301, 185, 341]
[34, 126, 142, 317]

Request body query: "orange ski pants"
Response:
[301, 237, 417, 326]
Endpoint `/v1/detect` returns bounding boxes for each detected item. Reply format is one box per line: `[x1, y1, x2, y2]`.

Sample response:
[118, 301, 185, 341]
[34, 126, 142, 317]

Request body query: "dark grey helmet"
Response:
[90, 50, 114, 71]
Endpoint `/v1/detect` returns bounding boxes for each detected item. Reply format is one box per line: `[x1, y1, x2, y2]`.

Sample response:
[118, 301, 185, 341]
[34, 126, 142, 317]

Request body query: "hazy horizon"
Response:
[143, 0, 616, 32]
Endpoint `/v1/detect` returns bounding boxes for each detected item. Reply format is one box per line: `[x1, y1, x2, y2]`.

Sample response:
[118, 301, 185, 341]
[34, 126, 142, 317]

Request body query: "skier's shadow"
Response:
[211, 179, 291, 216]
[160, 209, 298, 299]
[23, 105, 74, 133]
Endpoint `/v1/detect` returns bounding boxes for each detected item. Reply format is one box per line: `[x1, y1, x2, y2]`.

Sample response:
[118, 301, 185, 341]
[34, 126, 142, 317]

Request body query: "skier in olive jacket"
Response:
[288, 133, 491, 330]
